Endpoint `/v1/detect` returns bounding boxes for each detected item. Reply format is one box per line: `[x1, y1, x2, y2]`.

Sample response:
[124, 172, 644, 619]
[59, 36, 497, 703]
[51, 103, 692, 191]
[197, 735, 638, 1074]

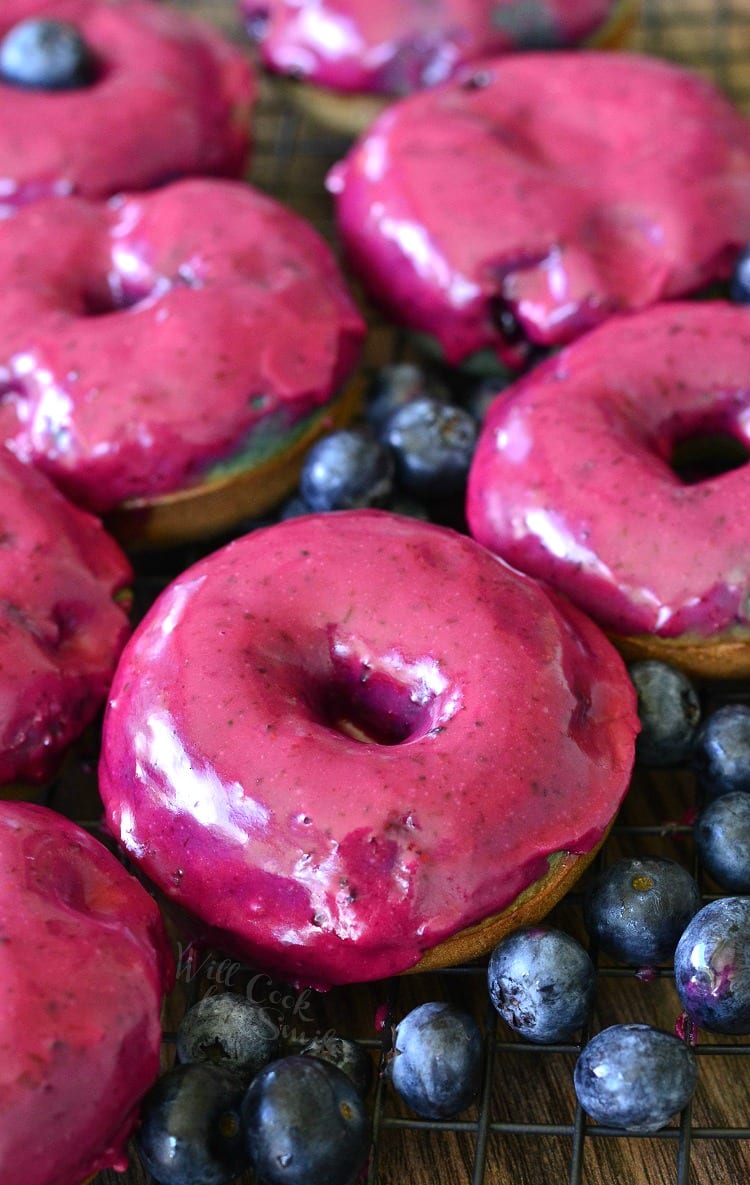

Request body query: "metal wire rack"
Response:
[51, 2, 750, 1182]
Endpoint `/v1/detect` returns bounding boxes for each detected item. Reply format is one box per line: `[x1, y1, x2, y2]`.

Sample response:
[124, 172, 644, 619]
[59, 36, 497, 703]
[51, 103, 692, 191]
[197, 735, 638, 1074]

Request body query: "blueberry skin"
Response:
[299, 1034, 373, 1098]
[730, 245, 750, 304]
[388, 1001, 482, 1118]
[693, 704, 750, 800]
[136, 1063, 248, 1185]
[628, 660, 701, 767]
[674, 897, 750, 1034]
[242, 1055, 369, 1185]
[381, 396, 478, 500]
[574, 1024, 696, 1132]
[696, 793, 750, 892]
[487, 927, 595, 1043]
[0, 19, 95, 90]
[584, 856, 702, 967]
[365, 362, 448, 436]
[299, 427, 394, 512]
[177, 992, 279, 1084]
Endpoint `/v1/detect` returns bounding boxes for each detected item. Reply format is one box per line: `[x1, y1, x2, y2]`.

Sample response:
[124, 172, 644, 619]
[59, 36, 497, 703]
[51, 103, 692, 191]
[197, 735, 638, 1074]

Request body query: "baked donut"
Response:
[0, 178, 365, 545]
[329, 52, 750, 368]
[466, 301, 750, 680]
[0, 800, 173, 1185]
[99, 510, 638, 987]
[0, 445, 130, 790]
[242, 0, 638, 135]
[0, 0, 254, 212]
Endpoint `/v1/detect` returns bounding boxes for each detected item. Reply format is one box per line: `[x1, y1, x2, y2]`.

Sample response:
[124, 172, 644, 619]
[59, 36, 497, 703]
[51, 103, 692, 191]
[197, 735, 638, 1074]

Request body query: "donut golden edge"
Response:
[609, 629, 750, 681]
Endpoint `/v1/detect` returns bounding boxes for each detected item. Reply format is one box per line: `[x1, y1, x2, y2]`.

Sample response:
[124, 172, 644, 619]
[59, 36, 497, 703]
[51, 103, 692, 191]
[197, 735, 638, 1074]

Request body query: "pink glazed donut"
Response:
[0, 178, 365, 545]
[467, 302, 750, 679]
[329, 52, 750, 368]
[0, 0, 254, 213]
[99, 510, 638, 987]
[0, 800, 173, 1185]
[0, 446, 130, 788]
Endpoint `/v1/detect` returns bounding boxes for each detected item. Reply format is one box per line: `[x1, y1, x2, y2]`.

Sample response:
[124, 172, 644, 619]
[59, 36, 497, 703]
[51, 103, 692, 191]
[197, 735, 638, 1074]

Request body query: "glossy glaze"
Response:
[100, 511, 637, 987]
[242, 0, 617, 93]
[330, 53, 750, 367]
[0, 178, 364, 513]
[0, 0, 253, 211]
[0, 447, 130, 784]
[0, 801, 173, 1185]
[467, 302, 750, 639]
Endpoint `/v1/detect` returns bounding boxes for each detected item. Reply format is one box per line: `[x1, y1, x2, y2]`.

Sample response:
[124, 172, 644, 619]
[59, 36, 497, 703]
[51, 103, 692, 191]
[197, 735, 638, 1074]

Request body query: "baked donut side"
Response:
[99, 510, 638, 987]
[466, 302, 750, 678]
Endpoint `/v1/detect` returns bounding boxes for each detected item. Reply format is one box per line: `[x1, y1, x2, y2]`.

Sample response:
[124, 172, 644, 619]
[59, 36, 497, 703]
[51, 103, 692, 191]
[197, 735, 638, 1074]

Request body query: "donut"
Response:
[0, 178, 365, 545]
[0, 0, 254, 211]
[242, 0, 639, 135]
[0, 445, 130, 790]
[329, 52, 750, 368]
[466, 301, 750, 680]
[0, 800, 173, 1185]
[99, 510, 638, 987]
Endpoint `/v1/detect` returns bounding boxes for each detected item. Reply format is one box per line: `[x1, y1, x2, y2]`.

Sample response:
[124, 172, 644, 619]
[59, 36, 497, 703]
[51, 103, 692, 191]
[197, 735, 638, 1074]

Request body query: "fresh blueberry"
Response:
[0, 19, 95, 90]
[730, 245, 750, 304]
[693, 703, 750, 799]
[584, 856, 702, 967]
[388, 1001, 482, 1118]
[365, 362, 448, 436]
[463, 373, 510, 424]
[299, 427, 394, 512]
[176, 991, 279, 1084]
[674, 897, 750, 1033]
[628, 660, 701, 766]
[381, 396, 478, 501]
[299, 1034, 373, 1098]
[574, 1024, 697, 1132]
[242, 1054, 369, 1185]
[487, 927, 595, 1043]
[696, 792, 750, 891]
[136, 1063, 248, 1185]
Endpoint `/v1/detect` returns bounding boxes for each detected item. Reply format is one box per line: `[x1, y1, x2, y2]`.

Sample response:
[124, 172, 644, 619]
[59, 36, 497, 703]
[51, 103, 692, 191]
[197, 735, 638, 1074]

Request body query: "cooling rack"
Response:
[48, 2, 750, 1182]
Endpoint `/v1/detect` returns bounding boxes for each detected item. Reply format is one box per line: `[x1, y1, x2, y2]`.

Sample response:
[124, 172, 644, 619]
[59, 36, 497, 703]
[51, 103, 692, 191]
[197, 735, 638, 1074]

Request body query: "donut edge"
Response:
[609, 629, 750, 681]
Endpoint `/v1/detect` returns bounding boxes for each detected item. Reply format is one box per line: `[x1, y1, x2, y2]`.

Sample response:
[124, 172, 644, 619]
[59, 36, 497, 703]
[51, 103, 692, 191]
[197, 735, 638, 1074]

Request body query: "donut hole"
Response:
[669, 430, 750, 484]
[80, 279, 152, 317]
[316, 674, 431, 745]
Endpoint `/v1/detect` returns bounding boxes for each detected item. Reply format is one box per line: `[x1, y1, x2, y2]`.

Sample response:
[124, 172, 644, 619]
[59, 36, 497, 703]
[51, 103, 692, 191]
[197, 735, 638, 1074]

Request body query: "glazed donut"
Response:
[329, 52, 750, 368]
[0, 800, 173, 1185]
[99, 510, 638, 987]
[243, 0, 639, 135]
[0, 445, 130, 789]
[0, 178, 365, 545]
[0, 0, 254, 211]
[467, 301, 750, 680]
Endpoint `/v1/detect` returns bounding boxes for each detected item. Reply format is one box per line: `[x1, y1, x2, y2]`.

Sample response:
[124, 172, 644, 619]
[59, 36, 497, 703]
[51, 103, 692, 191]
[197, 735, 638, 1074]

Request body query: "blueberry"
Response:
[136, 1063, 248, 1185]
[487, 927, 595, 1042]
[299, 1034, 373, 1098]
[693, 703, 750, 799]
[574, 1024, 696, 1132]
[730, 245, 750, 304]
[388, 1001, 482, 1118]
[674, 897, 750, 1033]
[177, 991, 279, 1084]
[584, 856, 702, 967]
[696, 792, 750, 891]
[628, 660, 701, 766]
[381, 396, 478, 500]
[299, 427, 394, 512]
[242, 1055, 369, 1185]
[463, 374, 510, 424]
[364, 362, 448, 436]
[0, 18, 95, 90]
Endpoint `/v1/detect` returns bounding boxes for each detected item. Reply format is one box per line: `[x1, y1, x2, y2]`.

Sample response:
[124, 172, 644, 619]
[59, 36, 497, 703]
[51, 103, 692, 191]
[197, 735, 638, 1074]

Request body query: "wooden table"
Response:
[68, 2, 750, 1182]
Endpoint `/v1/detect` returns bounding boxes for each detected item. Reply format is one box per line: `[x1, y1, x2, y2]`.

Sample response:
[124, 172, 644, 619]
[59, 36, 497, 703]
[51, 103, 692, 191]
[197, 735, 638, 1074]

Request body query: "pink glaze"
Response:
[99, 510, 638, 987]
[467, 302, 750, 640]
[0, 178, 364, 513]
[0, 801, 173, 1185]
[0, 0, 253, 212]
[329, 53, 750, 367]
[242, 0, 618, 94]
[0, 446, 130, 785]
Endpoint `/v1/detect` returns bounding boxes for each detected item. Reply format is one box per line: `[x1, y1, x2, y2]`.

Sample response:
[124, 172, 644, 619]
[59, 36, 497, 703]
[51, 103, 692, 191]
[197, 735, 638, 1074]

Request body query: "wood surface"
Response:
[55, 2, 750, 1183]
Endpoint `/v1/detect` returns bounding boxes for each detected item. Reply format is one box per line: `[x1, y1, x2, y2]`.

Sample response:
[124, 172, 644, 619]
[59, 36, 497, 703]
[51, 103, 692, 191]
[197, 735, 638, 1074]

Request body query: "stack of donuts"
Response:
[1, 1, 750, 1182]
